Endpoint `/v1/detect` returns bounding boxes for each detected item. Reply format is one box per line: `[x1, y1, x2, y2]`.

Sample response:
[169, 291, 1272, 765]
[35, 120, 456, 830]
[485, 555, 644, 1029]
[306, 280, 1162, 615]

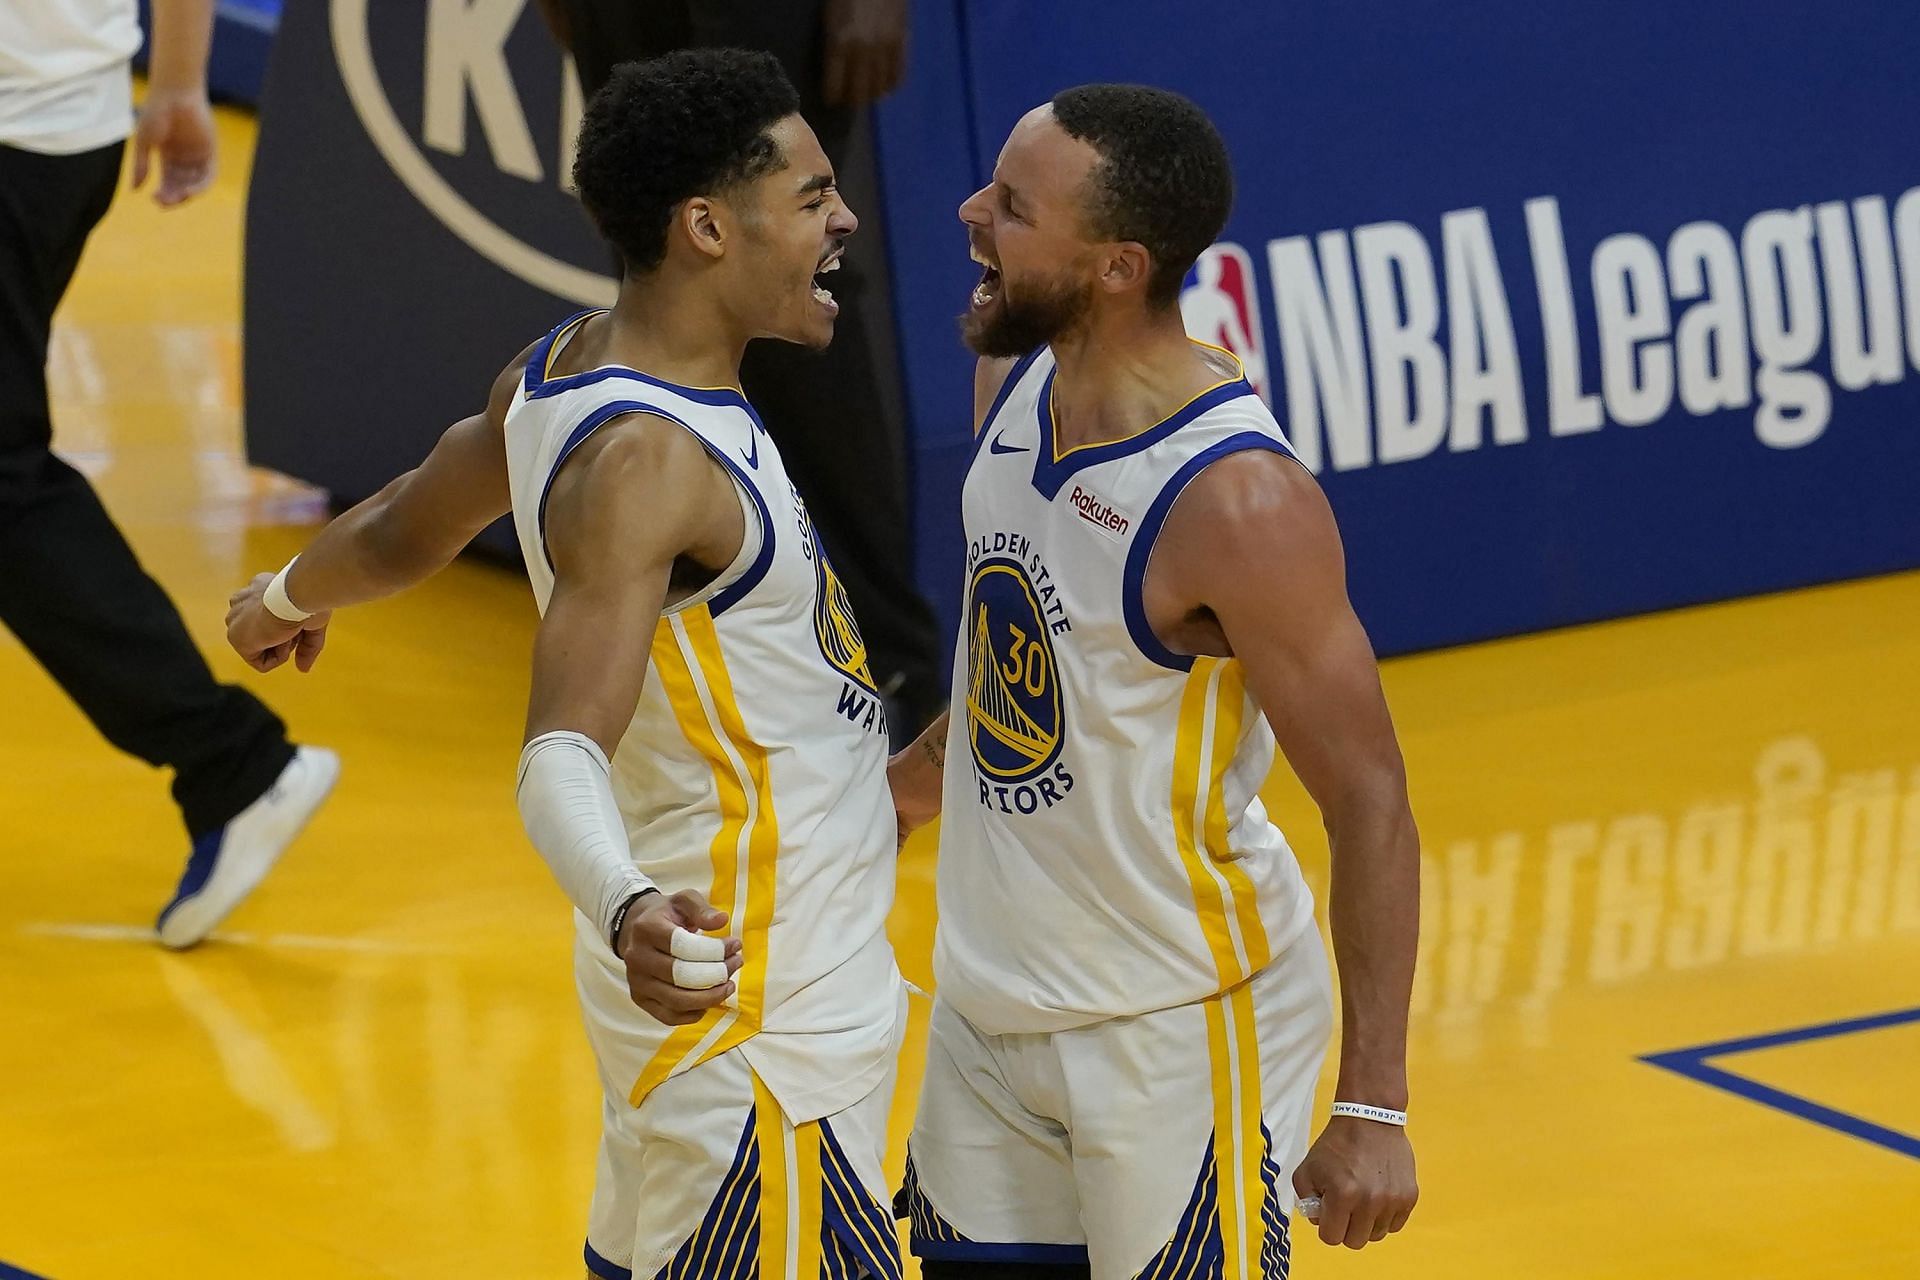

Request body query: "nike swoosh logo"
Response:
[988, 433, 1030, 456]
[741, 433, 760, 469]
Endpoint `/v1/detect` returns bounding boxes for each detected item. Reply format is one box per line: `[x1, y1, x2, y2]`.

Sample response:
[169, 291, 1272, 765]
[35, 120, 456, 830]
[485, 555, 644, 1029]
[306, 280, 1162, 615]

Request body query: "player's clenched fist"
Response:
[1293, 1117, 1418, 1249]
[227, 573, 331, 673]
[614, 889, 745, 1026]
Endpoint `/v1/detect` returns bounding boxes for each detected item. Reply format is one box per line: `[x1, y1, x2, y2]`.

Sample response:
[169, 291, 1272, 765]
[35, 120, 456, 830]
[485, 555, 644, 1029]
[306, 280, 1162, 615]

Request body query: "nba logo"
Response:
[1180, 243, 1270, 402]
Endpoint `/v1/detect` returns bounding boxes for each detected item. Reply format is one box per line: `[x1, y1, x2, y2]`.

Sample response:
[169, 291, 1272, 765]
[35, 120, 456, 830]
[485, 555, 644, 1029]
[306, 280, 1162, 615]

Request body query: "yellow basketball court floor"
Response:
[2, 109, 1916, 1279]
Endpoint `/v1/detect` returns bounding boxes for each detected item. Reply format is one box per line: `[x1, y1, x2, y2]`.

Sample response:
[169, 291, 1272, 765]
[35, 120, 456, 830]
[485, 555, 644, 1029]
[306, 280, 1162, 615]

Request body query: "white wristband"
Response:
[262, 557, 313, 624]
[1331, 1101, 1408, 1126]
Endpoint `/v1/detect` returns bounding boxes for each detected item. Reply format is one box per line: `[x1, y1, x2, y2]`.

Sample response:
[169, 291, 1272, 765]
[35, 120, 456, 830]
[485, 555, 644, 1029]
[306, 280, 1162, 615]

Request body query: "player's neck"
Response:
[1046, 310, 1221, 451]
[596, 276, 747, 391]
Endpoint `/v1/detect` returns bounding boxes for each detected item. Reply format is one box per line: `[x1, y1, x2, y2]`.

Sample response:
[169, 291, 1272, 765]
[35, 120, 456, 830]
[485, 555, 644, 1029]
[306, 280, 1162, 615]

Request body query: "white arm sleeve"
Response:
[515, 731, 656, 945]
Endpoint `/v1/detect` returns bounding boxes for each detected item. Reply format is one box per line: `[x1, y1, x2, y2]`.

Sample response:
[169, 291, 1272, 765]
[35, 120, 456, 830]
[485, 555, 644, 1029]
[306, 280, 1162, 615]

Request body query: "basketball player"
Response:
[887, 86, 1420, 1277]
[223, 52, 905, 1280]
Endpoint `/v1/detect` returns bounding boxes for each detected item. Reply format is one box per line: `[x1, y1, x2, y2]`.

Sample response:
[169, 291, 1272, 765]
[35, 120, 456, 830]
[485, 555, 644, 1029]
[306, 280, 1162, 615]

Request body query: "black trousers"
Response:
[0, 141, 292, 837]
[559, 0, 947, 732]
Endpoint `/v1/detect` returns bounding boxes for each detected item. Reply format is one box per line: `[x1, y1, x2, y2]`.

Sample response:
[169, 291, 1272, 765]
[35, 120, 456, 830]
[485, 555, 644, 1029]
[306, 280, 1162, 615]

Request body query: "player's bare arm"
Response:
[527, 416, 751, 1027]
[1148, 449, 1420, 1251]
[225, 346, 532, 672]
[886, 354, 1017, 840]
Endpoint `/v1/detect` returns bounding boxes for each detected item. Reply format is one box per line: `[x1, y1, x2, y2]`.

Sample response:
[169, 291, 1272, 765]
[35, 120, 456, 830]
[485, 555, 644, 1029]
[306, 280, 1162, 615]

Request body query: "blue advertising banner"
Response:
[247, 2, 1919, 653]
[877, 1, 1920, 654]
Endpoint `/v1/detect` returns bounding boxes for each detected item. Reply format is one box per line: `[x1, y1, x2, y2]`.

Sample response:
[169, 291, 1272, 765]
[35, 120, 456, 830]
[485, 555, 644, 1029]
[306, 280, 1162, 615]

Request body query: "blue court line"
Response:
[0, 1261, 52, 1279]
[1641, 1005, 1920, 1162]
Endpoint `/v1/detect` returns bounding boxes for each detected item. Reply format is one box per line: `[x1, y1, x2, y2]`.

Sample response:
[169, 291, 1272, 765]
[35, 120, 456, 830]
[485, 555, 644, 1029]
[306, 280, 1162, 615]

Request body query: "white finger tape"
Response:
[1296, 1195, 1322, 1223]
[669, 927, 725, 962]
[672, 958, 731, 989]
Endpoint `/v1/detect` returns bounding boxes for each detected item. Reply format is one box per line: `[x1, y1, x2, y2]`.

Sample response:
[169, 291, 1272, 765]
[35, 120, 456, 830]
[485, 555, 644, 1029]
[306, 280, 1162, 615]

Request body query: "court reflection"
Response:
[1322, 735, 1920, 1045]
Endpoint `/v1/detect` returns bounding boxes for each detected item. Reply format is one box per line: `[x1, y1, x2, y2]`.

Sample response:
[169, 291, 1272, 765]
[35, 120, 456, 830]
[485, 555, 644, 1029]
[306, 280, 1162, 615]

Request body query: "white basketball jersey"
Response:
[503, 311, 904, 1122]
[934, 344, 1319, 1036]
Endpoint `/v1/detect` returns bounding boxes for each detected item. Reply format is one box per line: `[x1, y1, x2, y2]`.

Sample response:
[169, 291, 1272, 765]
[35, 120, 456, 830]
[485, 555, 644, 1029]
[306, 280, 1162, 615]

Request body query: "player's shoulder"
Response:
[487, 337, 547, 420]
[1162, 441, 1332, 567]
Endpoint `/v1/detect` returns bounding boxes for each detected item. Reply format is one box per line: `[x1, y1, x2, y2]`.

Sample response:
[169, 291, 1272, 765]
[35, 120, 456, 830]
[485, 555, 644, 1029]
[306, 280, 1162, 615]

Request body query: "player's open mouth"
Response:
[970, 245, 1001, 308]
[812, 249, 842, 312]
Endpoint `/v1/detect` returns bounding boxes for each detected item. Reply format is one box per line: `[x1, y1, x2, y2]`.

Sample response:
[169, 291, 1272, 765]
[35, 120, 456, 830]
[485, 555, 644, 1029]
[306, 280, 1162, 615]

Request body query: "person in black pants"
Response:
[1, 0, 335, 948]
[537, 0, 947, 739]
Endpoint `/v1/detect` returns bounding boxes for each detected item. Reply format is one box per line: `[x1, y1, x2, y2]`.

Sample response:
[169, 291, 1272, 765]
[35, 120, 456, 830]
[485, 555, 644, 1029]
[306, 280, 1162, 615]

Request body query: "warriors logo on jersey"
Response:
[966, 556, 1065, 784]
[815, 541, 875, 691]
[794, 488, 877, 692]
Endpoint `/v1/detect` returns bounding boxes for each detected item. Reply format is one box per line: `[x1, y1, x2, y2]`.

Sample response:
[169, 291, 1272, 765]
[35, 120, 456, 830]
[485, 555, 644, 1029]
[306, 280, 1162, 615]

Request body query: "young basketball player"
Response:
[888, 86, 1420, 1277]
[224, 51, 905, 1280]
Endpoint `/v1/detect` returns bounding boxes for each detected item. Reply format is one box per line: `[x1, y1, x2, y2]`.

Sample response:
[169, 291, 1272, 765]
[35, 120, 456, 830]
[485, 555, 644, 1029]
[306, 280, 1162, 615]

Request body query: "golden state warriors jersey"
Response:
[934, 344, 1319, 1036]
[503, 311, 904, 1123]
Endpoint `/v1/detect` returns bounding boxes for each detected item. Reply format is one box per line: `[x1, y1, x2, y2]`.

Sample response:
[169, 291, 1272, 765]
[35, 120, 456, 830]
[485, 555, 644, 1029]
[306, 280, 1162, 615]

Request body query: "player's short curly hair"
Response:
[572, 49, 801, 275]
[1050, 84, 1234, 309]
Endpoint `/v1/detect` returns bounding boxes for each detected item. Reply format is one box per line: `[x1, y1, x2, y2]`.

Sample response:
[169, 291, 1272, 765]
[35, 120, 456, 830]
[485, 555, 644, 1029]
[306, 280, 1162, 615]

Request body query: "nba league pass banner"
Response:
[246, 1, 1920, 651]
[879, 0, 1920, 653]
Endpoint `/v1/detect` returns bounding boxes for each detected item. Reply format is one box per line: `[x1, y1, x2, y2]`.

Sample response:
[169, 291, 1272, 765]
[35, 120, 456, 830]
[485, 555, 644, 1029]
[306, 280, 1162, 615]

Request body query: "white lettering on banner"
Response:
[1442, 208, 1527, 453]
[1255, 184, 1920, 473]
[1524, 197, 1606, 438]
[1898, 190, 1920, 372]
[1818, 198, 1904, 391]
[423, 0, 542, 180]
[1668, 221, 1751, 416]
[333, 0, 617, 305]
[1592, 233, 1673, 427]
[1356, 222, 1448, 465]
[1743, 207, 1830, 449]
[1267, 232, 1372, 473]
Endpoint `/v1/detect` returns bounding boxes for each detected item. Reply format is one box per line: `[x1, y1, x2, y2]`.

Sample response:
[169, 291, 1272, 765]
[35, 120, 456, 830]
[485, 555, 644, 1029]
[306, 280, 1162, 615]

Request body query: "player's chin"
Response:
[797, 298, 839, 349]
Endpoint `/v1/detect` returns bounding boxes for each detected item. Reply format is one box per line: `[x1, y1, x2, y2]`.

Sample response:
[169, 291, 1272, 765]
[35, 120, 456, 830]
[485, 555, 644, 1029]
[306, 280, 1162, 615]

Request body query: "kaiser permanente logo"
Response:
[331, 0, 617, 306]
[1180, 191, 1920, 472]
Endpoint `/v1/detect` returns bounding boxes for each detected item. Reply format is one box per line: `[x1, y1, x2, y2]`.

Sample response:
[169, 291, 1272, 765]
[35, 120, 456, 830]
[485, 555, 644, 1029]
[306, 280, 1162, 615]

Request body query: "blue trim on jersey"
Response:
[968, 348, 1047, 466]
[1031, 370, 1257, 500]
[582, 1241, 632, 1280]
[524, 309, 601, 395]
[530, 365, 754, 409]
[521, 308, 753, 409]
[533, 401, 776, 619]
[1121, 430, 1301, 673]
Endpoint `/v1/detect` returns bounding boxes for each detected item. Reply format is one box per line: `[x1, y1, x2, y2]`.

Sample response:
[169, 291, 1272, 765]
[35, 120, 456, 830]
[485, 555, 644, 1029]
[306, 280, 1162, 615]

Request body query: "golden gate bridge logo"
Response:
[966, 558, 1064, 782]
[812, 529, 875, 691]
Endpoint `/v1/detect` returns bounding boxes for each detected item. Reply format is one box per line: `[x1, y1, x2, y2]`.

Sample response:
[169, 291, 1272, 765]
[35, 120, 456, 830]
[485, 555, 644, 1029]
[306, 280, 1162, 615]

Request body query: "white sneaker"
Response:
[155, 746, 340, 949]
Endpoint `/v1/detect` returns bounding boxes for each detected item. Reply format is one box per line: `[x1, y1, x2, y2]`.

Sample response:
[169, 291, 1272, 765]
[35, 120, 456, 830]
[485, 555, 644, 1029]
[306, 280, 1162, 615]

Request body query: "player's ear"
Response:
[1098, 241, 1152, 297]
[681, 197, 727, 261]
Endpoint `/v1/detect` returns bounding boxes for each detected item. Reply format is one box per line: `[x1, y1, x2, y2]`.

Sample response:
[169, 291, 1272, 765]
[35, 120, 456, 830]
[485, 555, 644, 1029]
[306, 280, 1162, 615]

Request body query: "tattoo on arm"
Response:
[922, 737, 945, 769]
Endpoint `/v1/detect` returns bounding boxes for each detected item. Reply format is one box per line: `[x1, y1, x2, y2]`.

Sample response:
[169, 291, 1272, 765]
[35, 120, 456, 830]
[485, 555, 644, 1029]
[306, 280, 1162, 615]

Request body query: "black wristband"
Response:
[608, 888, 659, 953]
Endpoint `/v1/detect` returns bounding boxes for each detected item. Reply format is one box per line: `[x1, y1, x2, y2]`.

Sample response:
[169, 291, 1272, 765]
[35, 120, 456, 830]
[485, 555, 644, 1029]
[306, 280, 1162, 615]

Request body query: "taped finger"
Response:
[672, 958, 731, 989]
[669, 927, 726, 962]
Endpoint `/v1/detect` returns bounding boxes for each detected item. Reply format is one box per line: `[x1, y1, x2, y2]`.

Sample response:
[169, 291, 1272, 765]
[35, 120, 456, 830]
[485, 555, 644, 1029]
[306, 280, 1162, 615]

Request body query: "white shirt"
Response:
[504, 310, 906, 1123]
[933, 343, 1320, 1034]
[0, 0, 141, 154]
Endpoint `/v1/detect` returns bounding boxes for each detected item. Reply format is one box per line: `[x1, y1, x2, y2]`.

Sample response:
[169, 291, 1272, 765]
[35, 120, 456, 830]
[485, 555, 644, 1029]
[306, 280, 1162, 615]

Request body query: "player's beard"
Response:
[961, 269, 1093, 358]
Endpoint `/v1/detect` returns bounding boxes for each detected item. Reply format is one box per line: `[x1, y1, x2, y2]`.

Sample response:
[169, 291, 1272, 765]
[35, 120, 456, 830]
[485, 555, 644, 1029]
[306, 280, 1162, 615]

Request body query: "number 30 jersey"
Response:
[934, 344, 1319, 1036]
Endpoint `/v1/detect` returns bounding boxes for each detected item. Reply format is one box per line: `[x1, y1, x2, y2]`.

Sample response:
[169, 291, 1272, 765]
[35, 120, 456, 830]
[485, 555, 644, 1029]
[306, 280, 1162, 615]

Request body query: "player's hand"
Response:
[1292, 1116, 1417, 1249]
[615, 890, 745, 1026]
[821, 0, 907, 107]
[227, 573, 332, 673]
[131, 87, 217, 207]
[887, 740, 942, 850]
